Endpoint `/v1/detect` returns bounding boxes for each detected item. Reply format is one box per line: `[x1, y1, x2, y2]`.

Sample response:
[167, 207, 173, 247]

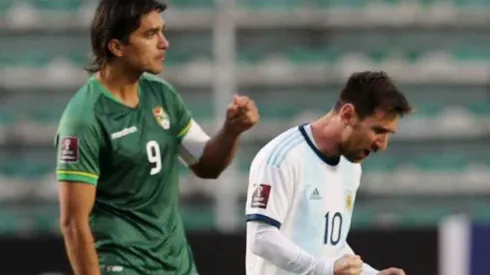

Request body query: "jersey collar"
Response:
[90, 76, 143, 110]
[298, 123, 340, 166]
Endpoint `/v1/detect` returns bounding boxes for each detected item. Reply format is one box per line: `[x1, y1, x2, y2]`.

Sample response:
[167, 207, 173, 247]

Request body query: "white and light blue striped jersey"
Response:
[245, 123, 362, 275]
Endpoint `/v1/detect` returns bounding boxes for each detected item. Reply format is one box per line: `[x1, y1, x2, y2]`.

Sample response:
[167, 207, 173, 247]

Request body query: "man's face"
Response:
[120, 10, 169, 74]
[340, 106, 399, 163]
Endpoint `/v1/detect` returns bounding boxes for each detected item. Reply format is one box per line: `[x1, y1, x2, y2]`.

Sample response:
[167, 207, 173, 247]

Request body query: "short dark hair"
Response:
[85, 0, 167, 73]
[334, 71, 412, 118]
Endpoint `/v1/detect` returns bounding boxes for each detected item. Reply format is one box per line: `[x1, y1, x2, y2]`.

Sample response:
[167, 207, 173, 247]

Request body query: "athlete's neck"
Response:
[310, 112, 343, 159]
[97, 62, 141, 108]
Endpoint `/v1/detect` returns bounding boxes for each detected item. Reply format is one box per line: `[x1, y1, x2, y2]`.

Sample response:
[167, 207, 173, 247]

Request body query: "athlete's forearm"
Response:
[249, 222, 334, 275]
[61, 221, 101, 275]
[190, 126, 239, 178]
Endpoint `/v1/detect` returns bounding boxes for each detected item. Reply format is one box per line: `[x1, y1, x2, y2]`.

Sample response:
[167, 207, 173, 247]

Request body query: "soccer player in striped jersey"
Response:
[245, 71, 412, 275]
[56, 1, 259, 275]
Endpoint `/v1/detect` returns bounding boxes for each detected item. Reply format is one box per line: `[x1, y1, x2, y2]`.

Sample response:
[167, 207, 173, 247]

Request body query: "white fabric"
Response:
[179, 119, 210, 166]
[245, 124, 376, 275]
[362, 264, 378, 275]
[248, 221, 334, 275]
[342, 245, 379, 275]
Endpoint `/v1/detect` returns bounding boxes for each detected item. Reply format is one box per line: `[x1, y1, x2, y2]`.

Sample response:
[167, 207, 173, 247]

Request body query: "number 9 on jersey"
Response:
[146, 140, 162, 175]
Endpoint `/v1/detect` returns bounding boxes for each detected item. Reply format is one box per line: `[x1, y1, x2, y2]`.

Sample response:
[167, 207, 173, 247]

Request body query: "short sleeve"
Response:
[166, 83, 192, 141]
[245, 160, 294, 229]
[55, 114, 101, 185]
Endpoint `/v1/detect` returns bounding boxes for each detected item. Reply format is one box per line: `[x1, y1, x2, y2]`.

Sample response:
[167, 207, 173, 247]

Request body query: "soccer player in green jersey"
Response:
[55, 1, 260, 275]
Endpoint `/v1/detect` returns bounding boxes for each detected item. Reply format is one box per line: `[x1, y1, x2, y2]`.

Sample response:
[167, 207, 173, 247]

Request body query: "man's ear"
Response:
[339, 103, 357, 126]
[107, 38, 125, 58]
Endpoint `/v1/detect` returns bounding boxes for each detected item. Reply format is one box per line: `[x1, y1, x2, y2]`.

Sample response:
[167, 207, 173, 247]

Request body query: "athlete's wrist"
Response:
[221, 123, 243, 138]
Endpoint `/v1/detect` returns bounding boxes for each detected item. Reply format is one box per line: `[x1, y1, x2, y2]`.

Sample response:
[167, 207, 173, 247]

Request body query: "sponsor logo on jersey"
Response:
[59, 136, 79, 163]
[153, 106, 170, 130]
[310, 188, 322, 200]
[101, 265, 124, 272]
[111, 126, 138, 140]
[251, 184, 271, 209]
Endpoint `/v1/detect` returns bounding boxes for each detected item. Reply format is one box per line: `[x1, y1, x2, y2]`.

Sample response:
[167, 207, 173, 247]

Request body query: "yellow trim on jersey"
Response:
[56, 170, 99, 179]
[177, 119, 192, 138]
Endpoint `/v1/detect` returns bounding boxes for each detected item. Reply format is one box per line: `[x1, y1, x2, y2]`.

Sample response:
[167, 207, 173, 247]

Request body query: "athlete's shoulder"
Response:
[352, 162, 362, 179]
[338, 157, 362, 188]
[356, 163, 362, 174]
[339, 157, 362, 173]
[140, 73, 176, 93]
[61, 77, 102, 122]
[140, 73, 185, 108]
[252, 126, 304, 169]
[352, 162, 362, 187]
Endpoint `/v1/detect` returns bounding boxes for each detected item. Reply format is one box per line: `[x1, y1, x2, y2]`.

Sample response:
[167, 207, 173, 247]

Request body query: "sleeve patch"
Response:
[59, 137, 79, 164]
[251, 184, 271, 209]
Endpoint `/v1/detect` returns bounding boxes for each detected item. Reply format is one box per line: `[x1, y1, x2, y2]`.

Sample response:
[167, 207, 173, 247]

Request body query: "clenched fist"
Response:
[378, 267, 406, 275]
[334, 255, 363, 275]
[223, 95, 259, 135]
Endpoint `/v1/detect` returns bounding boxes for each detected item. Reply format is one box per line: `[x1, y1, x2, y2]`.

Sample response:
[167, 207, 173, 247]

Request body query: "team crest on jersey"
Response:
[345, 192, 353, 211]
[153, 106, 170, 130]
[251, 184, 271, 209]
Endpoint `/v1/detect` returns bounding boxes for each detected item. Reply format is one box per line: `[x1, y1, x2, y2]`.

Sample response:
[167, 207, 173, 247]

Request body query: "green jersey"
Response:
[55, 73, 197, 275]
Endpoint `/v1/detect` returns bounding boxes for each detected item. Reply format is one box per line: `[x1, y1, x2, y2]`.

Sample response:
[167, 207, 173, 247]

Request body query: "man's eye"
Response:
[373, 128, 385, 134]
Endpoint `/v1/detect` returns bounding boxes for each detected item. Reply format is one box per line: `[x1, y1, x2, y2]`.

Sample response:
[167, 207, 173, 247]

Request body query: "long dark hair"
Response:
[85, 0, 167, 73]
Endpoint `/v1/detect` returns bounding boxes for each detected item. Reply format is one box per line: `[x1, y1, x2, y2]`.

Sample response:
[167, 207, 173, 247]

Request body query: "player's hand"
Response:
[378, 267, 406, 275]
[333, 254, 363, 275]
[223, 95, 259, 136]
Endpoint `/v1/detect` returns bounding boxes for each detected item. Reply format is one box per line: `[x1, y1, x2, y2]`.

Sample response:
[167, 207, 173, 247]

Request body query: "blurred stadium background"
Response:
[1, 0, 490, 274]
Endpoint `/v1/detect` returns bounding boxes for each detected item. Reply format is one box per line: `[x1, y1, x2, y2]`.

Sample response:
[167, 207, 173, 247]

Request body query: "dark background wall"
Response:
[0, 229, 437, 275]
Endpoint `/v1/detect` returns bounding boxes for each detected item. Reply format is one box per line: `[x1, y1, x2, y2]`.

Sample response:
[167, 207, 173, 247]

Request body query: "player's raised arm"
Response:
[176, 93, 259, 179]
[55, 113, 102, 275]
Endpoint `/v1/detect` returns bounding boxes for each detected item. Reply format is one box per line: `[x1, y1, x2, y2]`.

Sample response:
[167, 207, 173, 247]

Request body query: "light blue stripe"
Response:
[266, 129, 298, 164]
[269, 133, 303, 167]
[272, 135, 303, 167]
[266, 129, 300, 166]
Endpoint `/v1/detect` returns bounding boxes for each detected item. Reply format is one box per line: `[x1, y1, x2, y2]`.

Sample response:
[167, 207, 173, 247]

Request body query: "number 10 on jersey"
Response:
[324, 212, 343, 246]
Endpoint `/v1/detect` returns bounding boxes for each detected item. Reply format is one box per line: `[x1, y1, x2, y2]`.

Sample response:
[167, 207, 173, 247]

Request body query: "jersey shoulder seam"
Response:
[141, 73, 175, 93]
[266, 130, 304, 168]
[63, 84, 100, 121]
